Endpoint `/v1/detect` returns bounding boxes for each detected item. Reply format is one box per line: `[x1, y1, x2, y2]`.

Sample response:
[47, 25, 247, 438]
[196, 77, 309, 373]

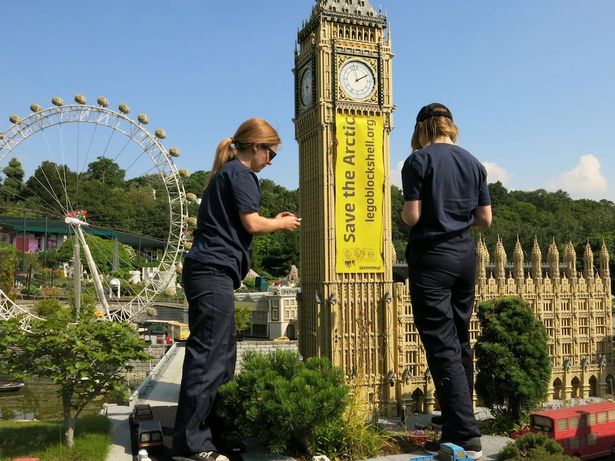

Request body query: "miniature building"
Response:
[394, 238, 612, 414]
[234, 287, 300, 340]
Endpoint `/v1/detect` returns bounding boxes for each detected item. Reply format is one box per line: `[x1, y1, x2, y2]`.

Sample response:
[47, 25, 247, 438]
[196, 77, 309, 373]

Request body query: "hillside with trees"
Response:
[1, 157, 614, 280]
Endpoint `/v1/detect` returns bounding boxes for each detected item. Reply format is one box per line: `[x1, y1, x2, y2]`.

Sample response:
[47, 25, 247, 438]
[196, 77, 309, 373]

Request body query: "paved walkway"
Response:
[105, 346, 512, 460]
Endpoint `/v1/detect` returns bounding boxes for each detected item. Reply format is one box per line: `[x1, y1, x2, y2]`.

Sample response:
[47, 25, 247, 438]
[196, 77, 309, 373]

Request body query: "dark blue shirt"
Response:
[401, 143, 490, 241]
[186, 159, 260, 288]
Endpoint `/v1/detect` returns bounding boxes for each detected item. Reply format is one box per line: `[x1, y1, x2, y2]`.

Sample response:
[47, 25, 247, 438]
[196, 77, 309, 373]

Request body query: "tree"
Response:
[0, 301, 149, 448]
[1, 157, 25, 202]
[475, 297, 551, 427]
[21, 160, 77, 217]
[0, 242, 17, 295]
[84, 157, 126, 188]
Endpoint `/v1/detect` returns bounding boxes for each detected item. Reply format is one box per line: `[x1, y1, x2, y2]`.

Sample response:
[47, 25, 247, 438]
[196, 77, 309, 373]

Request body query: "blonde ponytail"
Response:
[208, 137, 236, 184]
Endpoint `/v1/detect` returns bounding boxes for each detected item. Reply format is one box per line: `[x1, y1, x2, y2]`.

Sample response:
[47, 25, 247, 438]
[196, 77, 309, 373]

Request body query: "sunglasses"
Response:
[263, 146, 278, 161]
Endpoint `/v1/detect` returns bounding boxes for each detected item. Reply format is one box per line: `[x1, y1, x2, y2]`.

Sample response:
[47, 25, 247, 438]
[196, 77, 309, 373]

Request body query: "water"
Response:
[0, 380, 110, 421]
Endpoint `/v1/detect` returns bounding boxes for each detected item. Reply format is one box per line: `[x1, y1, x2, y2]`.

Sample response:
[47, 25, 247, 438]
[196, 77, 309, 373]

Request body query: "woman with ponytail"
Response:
[173, 118, 301, 461]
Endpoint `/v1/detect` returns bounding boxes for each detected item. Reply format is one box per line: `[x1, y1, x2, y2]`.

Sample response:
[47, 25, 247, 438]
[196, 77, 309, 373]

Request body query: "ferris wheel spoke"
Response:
[36, 120, 73, 212]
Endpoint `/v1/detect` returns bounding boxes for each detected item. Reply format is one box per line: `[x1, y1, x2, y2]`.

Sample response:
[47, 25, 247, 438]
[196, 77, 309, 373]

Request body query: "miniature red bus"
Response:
[530, 401, 615, 460]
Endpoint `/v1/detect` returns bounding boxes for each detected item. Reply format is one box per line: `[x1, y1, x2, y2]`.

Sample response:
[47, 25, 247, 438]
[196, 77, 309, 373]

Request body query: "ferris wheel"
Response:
[0, 95, 194, 326]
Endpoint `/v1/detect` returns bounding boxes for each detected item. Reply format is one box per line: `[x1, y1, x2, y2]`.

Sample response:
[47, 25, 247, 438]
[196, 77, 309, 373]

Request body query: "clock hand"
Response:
[355, 74, 368, 82]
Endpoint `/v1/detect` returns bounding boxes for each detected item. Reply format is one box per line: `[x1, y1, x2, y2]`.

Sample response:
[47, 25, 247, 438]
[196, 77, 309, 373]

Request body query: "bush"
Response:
[219, 350, 348, 455]
[34, 298, 67, 318]
[312, 390, 393, 460]
[496, 432, 577, 460]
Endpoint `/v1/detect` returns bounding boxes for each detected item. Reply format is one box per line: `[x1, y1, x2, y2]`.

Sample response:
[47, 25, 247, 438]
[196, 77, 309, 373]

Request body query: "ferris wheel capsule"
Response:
[97, 97, 109, 107]
[185, 192, 197, 202]
[118, 103, 130, 114]
[74, 95, 86, 104]
[30, 104, 43, 113]
[154, 128, 166, 139]
[138, 114, 149, 124]
[183, 241, 193, 250]
[52, 97, 64, 106]
[169, 147, 180, 157]
[9, 115, 21, 124]
[187, 216, 197, 226]
[178, 168, 190, 177]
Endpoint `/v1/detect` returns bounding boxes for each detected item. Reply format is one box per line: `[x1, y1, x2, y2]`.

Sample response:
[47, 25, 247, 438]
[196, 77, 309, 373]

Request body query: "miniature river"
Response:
[0, 379, 111, 421]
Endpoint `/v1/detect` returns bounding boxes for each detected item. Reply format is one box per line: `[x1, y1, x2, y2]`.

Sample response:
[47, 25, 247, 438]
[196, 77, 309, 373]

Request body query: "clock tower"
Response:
[294, 0, 395, 410]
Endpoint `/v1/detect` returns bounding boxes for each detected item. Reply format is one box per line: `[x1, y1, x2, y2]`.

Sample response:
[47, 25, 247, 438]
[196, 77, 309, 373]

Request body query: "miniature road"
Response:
[105, 345, 513, 461]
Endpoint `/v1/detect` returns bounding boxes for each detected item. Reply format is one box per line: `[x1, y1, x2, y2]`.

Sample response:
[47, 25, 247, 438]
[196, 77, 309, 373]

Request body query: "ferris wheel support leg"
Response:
[71, 223, 111, 318]
[73, 235, 82, 318]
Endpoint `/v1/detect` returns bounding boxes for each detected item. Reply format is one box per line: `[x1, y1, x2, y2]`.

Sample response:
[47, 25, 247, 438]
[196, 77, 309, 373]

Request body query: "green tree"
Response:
[84, 157, 126, 188]
[0, 303, 149, 448]
[391, 184, 407, 263]
[0, 242, 17, 295]
[475, 297, 551, 427]
[1, 157, 25, 202]
[21, 161, 77, 217]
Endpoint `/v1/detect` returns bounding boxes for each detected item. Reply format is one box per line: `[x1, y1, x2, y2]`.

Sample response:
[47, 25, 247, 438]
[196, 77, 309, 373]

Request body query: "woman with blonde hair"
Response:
[173, 118, 301, 461]
[401, 103, 491, 460]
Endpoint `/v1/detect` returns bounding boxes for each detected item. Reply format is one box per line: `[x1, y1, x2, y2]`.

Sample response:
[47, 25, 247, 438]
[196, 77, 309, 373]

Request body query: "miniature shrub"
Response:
[219, 350, 348, 455]
[496, 432, 577, 460]
[312, 389, 393, 460]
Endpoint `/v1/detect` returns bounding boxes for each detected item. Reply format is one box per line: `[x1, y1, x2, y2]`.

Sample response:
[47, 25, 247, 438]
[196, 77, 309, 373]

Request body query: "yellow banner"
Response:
[335, 114, 384, 273]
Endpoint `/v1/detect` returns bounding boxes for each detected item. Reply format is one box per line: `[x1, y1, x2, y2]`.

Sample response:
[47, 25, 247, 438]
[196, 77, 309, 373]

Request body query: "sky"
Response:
[1, 0, 614, 201]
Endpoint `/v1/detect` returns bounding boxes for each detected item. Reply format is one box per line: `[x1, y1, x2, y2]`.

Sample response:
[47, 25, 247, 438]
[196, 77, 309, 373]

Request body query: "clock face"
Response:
[339, 60, 375, 100]
[300, 65, 313, 107]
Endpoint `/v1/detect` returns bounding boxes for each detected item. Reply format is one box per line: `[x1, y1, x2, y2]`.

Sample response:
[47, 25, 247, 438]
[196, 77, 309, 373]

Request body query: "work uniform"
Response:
[402, 142, 490, 445]
[173, 159, 260, 454]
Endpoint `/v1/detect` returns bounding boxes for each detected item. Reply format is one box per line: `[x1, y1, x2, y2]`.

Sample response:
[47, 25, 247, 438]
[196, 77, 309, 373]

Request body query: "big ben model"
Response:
[294, 0, 395, 411]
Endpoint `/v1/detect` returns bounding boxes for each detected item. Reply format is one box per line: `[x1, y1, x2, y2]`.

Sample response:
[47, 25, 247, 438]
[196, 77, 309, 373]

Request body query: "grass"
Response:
[0, 415, 111, 461]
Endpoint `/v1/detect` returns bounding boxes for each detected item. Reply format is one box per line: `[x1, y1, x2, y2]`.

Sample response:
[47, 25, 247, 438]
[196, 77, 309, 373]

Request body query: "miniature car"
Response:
[129, 403, 154, 427]
[136, 420, 164, 453]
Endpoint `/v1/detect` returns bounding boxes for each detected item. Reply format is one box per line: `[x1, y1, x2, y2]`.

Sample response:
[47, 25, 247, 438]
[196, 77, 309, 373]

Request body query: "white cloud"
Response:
[390, 160, 404, 188]
[546, 154, 608, 199]
[483, 162, 511, 185]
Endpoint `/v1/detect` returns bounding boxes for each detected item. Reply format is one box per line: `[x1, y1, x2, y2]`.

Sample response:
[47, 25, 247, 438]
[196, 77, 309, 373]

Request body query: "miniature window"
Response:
[608, 410, 615, 421]
[588, 414, 597, 425]
[557, 418, 568, 430]
[598, 411, 607, 423]
[569, 417, 579, 429]
[272, 308, 279, 321]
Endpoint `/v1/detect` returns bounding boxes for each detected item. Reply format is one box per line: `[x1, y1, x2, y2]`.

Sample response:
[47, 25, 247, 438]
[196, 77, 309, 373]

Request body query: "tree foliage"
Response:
[0, 242, 17, 296]
[218, 350, 348, 455]
[475, 297, 551, 428]
[1, 157, 24, 202]
[0, 301, 149, 448]
[496, 432, 577, 461]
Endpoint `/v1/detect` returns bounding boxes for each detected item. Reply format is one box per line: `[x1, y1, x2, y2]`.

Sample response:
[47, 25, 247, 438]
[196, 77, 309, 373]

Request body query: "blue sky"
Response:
[1, 0, 614, 201]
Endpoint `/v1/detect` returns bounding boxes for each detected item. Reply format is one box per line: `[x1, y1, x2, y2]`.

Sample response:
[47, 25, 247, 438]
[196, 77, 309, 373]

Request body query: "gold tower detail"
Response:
[294, 0, 395, 409]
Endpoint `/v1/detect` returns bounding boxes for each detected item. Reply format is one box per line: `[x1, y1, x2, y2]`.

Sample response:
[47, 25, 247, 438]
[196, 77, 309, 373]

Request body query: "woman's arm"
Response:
[401, 200, 421, 227]
[472, 205, 492, 228]
[240, 211, 301, 235]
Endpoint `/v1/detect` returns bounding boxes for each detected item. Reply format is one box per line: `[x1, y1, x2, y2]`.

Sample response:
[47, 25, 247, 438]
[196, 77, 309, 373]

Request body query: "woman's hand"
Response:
[276, 211, 301, 231]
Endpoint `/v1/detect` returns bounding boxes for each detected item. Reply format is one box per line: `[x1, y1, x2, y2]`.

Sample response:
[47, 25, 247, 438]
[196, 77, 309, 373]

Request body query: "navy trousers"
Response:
[173, 258, 236, 454]
[406, 232, 481, 444]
